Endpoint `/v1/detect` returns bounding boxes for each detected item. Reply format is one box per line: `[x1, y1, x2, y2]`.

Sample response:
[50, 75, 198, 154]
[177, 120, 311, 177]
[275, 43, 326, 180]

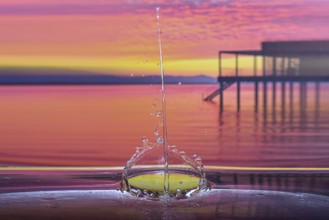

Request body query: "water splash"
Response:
[121, 7, 209, 199]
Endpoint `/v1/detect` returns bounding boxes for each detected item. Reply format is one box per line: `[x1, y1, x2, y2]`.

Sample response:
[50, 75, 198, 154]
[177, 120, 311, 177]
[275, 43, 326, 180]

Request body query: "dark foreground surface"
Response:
[0, 189, 328, 220]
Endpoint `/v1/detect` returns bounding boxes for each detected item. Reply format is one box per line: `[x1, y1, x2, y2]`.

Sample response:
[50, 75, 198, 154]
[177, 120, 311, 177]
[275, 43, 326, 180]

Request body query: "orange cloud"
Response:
[0, 0, 328, 76]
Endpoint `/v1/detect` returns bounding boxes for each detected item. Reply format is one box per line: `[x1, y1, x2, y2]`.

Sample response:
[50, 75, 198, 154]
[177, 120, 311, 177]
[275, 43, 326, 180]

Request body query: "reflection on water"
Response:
[0, 189, 328, 220]
[0, 167, 329, 219]
[0, 167, 328, 219]
[0, 84, 328, 167]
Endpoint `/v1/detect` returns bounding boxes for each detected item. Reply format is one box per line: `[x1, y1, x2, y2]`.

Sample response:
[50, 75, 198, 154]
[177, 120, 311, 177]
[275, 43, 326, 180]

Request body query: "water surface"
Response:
[0, 84, 328, 167]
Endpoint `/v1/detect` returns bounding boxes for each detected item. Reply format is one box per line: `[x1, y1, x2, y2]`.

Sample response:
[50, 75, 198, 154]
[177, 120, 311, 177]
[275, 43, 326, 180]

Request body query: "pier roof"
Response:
[220, 50, 329, 57]
[221, 40, 329, 57]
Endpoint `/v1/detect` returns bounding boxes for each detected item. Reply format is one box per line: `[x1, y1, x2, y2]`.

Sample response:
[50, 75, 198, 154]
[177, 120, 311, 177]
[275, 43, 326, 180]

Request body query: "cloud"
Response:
[0, 0, 329, 64]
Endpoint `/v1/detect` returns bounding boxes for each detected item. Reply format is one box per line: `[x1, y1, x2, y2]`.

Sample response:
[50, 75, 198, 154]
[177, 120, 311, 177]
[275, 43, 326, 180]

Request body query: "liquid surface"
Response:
[128, 172, 201, 194]
[0, 84, 328, 167]
[0, 189, 328, 220]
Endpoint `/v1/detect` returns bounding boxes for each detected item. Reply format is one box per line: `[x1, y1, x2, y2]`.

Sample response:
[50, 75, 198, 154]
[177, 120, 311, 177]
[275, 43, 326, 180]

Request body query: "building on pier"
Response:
[205, 40, 329, 112]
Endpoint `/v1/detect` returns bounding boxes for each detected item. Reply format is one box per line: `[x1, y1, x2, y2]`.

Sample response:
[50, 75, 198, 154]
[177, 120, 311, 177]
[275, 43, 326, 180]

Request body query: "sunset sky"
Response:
[0, 0, 329, 76]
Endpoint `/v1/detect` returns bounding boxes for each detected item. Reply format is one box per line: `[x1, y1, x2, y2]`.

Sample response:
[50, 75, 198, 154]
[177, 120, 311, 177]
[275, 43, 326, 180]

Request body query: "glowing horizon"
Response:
[0, 0, 329, 76]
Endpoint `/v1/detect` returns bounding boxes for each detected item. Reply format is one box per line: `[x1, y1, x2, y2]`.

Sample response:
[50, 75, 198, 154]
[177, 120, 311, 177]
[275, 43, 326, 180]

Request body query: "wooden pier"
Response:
[205, 40, 329, 112]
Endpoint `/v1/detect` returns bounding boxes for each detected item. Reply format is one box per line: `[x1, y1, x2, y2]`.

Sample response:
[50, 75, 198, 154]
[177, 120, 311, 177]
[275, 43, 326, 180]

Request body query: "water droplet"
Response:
[141, 136, 148, 144]
[169, 145, 176, 150]
[149, 113, 155, 117]
[156, 7, 160, 20]
[170, 100, 174, 103]
[157, 137, 164, 144]
[136, 190, 143, 197]
[196, 157, 203, 165]
[130, 74, 134, 77]
[178, 82, 182, 85]
[176, 189, 183, 199]
[154, 128, 159, 136]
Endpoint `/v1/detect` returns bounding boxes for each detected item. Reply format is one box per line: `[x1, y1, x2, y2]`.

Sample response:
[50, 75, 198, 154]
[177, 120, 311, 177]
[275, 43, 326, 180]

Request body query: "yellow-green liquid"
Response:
[128, 172, 201, 194]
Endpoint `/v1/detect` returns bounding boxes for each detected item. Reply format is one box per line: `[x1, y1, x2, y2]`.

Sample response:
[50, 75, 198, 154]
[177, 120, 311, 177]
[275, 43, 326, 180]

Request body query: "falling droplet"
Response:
[156, 7, 160, 20]
[154, 128, 159, 136]
[156, 110, 162, 117]
[157, 137, 164, 144]
[178, 82, 182, 85]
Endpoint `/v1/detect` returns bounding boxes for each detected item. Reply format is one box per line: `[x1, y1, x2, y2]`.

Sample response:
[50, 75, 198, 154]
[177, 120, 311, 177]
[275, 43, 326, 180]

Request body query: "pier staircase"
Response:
[204, 80, 235, 101]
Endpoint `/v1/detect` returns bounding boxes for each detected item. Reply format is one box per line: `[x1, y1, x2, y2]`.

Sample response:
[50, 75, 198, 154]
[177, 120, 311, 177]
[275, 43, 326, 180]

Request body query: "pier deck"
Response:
[205, 40, 329, 112]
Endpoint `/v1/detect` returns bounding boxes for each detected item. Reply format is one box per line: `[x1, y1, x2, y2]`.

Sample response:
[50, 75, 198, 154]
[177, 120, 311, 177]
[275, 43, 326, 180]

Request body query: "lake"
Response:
[0, 83, 328, 168]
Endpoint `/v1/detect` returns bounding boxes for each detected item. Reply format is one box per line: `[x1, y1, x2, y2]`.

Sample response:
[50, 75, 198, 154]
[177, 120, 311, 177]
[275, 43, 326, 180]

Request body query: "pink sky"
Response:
[0, 0, 329, 76]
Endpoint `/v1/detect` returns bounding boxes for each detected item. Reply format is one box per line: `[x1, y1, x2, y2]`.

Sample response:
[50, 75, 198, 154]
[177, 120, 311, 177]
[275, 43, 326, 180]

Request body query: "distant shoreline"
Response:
[0, 82, 216, 85]
[0, 74, 217, 85]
